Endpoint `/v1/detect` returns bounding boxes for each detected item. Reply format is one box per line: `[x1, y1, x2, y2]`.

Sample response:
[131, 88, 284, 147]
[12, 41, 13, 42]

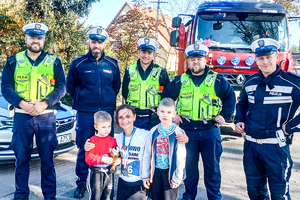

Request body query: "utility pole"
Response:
[150, 0, 168, 40]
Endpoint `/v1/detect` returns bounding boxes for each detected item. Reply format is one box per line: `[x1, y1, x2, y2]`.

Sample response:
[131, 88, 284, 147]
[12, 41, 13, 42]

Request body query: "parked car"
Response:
[0, 87, 76, 164]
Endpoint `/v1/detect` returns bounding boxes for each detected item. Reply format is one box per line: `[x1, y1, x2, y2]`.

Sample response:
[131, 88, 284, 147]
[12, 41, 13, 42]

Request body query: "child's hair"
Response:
[158, 97, 176, 109]
[94, 111, 112, 124]
[115, 104, 136, 125]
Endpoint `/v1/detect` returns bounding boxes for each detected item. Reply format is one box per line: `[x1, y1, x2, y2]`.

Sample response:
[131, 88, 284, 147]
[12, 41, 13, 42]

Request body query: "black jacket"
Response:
[67, 51, 121, 112]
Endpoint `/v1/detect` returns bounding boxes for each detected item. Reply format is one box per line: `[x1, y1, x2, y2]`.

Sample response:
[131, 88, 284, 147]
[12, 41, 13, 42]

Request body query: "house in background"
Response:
[106, 2, 177, 72]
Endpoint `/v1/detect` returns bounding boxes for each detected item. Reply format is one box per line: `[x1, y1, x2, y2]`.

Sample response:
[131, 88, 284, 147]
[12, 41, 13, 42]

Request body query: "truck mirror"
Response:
[170, 30, 179, 47]
[213, 22, 223, 30]
[172, 17, 182, 28]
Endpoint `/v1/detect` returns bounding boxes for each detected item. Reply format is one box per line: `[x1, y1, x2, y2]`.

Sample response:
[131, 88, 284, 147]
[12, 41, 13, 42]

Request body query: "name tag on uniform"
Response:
[16, 74, 29, 81]
[83, 70, 95, 74]
[103, 69, 112, 74]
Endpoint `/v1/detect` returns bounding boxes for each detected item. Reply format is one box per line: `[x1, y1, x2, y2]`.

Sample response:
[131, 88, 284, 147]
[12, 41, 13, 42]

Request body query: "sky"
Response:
[84, 0, 129, 28]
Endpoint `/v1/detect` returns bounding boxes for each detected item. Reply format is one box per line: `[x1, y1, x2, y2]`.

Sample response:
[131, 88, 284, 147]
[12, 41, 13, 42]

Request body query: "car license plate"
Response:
[57, 133, 71, 144]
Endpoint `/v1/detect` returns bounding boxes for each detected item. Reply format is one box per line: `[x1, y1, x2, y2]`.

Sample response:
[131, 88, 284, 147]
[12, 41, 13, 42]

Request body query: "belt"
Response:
[137, 114, 151, 117]
[242, 132, 278, 145]
[15, 108, 56, 115]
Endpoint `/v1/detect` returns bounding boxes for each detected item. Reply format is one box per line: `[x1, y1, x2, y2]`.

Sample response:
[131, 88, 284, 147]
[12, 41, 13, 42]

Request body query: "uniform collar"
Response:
[258, 65, 281, 90]
[25, 49, 46, 64]
[87, 51, 105, 62]
[25, 49, 46, 59]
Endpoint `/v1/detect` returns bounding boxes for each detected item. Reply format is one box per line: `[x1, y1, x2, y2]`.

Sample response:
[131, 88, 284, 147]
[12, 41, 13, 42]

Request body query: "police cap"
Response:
[87, 27, 108, 43]
[251, 38, 280, 57]
[137, 38, 159, 52]
[185, 44, 209, 59]
[22, 22, 48, 38]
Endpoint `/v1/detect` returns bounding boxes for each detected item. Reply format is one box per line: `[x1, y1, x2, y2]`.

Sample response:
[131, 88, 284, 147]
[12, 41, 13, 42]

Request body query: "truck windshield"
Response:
[194, 13, 289, 53]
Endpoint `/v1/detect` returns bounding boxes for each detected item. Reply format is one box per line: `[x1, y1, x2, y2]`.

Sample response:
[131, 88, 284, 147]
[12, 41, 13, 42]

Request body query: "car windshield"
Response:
[194, 13, 289, 53]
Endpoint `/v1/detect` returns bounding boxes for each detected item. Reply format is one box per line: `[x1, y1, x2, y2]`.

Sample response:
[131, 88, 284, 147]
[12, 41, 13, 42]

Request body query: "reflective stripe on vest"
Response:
[15, 51, 55, 102]
[177, 70, 221, 121]
[127, 64, 162, 109]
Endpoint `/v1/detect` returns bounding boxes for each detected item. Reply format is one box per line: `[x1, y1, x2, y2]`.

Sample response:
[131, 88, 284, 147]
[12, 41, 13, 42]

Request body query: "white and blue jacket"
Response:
[142, 124, 186, 187]
[235, 66, 300, 139]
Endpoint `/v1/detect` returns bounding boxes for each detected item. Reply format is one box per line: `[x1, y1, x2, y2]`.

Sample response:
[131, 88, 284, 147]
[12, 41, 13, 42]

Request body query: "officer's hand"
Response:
[173, 114, 183, 125]
[235, 122, 245, 134]
[282, 124, 289, 135]
[214, 115, 225, 126]
[27, 101, 49, 116]
[175, 130, 189, 144]
[143, 180, 151, 189]
[84, 139, 95, 151]
[114, 158, 121, 166]
[19, 100, 34, 112]
[102, 157, 113, 164]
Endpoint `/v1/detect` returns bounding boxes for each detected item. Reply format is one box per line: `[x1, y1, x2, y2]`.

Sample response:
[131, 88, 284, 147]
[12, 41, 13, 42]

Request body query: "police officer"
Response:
[235, 38, 300, 200]
[162, 44, 236, 200]
[122, 38, 170, 130]
[1, 22, 66, 200]
[67, 26, 121, 198]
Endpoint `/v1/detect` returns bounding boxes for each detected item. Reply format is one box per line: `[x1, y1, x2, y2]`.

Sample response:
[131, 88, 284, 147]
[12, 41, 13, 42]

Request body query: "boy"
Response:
[142, 97, 187, 200]
[85, 111, 120, 200]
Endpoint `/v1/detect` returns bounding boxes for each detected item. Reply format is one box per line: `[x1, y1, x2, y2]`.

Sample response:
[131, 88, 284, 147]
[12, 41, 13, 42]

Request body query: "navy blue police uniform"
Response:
[66, 27, 121, 195]
[122, 38, 170, 130]
[162, 44, 235, 200]
[1, 23, 66, 200]
[235, 38, 300, 200]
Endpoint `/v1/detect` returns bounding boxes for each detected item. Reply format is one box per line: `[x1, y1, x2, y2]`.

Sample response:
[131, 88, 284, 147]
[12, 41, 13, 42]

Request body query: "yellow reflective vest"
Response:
[14, 51, 55, 102]
[177, 70, 221, 121]
[126, 64, 163, 109]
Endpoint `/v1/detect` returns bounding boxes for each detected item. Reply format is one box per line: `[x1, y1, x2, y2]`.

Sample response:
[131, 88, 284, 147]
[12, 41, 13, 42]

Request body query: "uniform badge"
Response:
[144, 38, 150, 45]
[258, 40, 265, 48]
[97, 28, 103, 35]
[35, 23, 41, 30]
[194, 44, 199, 50]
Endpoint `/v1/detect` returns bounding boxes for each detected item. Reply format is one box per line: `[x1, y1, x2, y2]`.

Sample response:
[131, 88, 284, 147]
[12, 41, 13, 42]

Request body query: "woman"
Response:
[85, 104, 189, 200]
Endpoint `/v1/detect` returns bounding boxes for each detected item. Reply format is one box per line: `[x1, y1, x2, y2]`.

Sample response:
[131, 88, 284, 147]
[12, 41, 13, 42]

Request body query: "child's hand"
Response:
[102, 157, 113, 164]
[113, 158, 121, 166]
[170, 183, 179, 189]
[143, 180, 151, 189]
[84, 139, 95, 151]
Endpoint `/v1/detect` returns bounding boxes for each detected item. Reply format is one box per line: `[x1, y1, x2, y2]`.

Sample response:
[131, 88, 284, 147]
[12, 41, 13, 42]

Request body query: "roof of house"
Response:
[107, 2, 175, 54]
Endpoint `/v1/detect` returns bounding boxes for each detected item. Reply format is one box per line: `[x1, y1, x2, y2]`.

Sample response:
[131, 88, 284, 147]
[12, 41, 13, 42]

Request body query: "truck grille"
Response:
[221, 73, 252, 88]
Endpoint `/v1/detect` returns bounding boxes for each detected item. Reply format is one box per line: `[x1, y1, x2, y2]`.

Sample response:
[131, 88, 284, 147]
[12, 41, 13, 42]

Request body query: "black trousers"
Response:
[150, 168, 179, 200]
[87, 167, 114, 200]
[116, 178, 147, 200]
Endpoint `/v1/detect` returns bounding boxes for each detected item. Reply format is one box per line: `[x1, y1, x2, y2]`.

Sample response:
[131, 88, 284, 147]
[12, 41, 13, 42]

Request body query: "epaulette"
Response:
[174, 74, 181, 80]
[245, 73, 259, 81]
[73, 55, 84, 62]
[104, 56, 118, 64]
[7, 54, 17, 62]
[286, 71, 300, 79]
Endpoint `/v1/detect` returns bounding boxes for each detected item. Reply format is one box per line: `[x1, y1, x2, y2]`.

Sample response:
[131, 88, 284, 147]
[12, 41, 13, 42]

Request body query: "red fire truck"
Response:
[170, 0, 294, 89]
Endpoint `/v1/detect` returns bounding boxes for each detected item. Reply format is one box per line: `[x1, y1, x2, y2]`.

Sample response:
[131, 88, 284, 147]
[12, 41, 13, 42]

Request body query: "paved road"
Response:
[0, 124, 299, 200]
